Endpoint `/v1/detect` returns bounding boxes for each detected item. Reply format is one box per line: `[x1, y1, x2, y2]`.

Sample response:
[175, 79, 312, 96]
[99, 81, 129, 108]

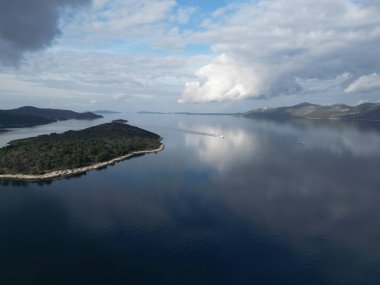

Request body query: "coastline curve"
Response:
[0, 144, 165, 182]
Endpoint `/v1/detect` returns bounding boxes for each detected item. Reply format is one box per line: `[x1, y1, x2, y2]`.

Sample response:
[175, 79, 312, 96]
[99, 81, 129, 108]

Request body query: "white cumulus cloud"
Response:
[345, 73, 380, 94]
[179, 53, 265, 103]
[181, 0, 380, 103]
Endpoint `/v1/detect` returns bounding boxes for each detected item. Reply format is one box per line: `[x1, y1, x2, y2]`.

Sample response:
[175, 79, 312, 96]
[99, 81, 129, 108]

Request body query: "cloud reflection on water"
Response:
[1, 116, 380, 284]
[181, 123, 260, 173]
[179, 118, 380, 281]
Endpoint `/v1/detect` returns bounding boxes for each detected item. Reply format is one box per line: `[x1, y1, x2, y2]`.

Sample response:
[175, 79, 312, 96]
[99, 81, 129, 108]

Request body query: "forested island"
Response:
[0, 106, 102, 128]
[0, 122, 163, 180]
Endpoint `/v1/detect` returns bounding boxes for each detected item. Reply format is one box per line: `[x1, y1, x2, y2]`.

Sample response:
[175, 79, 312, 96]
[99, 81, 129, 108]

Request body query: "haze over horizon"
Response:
[1, 0, 380, 113]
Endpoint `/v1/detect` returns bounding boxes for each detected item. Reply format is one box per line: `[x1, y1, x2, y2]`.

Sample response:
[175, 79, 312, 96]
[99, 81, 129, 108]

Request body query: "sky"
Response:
[0, 0, 380, 112]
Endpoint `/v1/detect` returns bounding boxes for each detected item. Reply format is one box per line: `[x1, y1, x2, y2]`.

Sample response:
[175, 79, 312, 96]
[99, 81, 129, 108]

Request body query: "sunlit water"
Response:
[1, 114, 380, 284]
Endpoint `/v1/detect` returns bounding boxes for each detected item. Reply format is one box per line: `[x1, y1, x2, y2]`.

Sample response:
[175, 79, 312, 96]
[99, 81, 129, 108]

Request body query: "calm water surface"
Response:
[1, 114, 380, 284]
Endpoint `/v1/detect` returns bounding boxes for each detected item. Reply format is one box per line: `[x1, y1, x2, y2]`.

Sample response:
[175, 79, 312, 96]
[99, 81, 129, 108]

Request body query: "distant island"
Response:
[0, 106, 102, 129]
[93, 110, 121, 114]
[112, 119, 128, 124]
[241, 102, 380, 121]
[140, 102, 380, 121]
[0, 122, 163, 181]
[138, 111, 231, 115]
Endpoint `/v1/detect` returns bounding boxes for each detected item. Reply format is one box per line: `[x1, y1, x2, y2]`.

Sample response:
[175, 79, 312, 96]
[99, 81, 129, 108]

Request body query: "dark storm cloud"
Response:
[0, 0, 90, 65]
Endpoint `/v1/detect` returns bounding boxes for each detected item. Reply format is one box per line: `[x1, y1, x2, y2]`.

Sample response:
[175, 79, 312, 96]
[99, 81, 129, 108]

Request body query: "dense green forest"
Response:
[0, 123, 161, 175]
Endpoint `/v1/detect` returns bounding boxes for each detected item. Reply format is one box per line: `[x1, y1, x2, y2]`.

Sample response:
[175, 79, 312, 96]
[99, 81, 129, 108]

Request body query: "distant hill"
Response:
[0, 106, 102, 128]
[241, 102, 380, 121]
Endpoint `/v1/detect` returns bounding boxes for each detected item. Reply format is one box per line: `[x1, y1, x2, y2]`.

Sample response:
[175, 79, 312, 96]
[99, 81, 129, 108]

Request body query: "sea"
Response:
[1, 113, 380, 284]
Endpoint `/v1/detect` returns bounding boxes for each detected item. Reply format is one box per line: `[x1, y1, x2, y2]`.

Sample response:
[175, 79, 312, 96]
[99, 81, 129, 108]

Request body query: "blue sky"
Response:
[0, 0, 379, 112]
[177, 0, 223, 11]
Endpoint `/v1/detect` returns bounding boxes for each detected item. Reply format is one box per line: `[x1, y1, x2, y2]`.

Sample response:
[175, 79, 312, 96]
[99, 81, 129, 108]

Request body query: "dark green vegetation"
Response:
[242, 102, 380, 120]
[0, 123, 161, 175]
[0, 106, 102, 128]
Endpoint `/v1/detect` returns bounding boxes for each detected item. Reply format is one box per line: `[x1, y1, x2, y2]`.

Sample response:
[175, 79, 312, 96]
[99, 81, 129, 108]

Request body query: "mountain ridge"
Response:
[0, 106, 102, 128]
[241, 102, 380, 121]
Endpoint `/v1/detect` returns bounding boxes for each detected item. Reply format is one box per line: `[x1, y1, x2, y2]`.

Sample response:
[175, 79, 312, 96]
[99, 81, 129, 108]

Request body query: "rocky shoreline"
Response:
[0, 144, 164, 181]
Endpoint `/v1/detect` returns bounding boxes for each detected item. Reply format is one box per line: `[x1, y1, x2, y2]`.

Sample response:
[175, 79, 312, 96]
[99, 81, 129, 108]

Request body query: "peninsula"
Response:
[0, 122, 163, 181]
[0, 106, 102, 128]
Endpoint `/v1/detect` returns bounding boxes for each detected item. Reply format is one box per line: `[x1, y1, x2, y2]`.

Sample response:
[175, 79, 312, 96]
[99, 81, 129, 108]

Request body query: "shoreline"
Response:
[0, 144, 165, 182]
